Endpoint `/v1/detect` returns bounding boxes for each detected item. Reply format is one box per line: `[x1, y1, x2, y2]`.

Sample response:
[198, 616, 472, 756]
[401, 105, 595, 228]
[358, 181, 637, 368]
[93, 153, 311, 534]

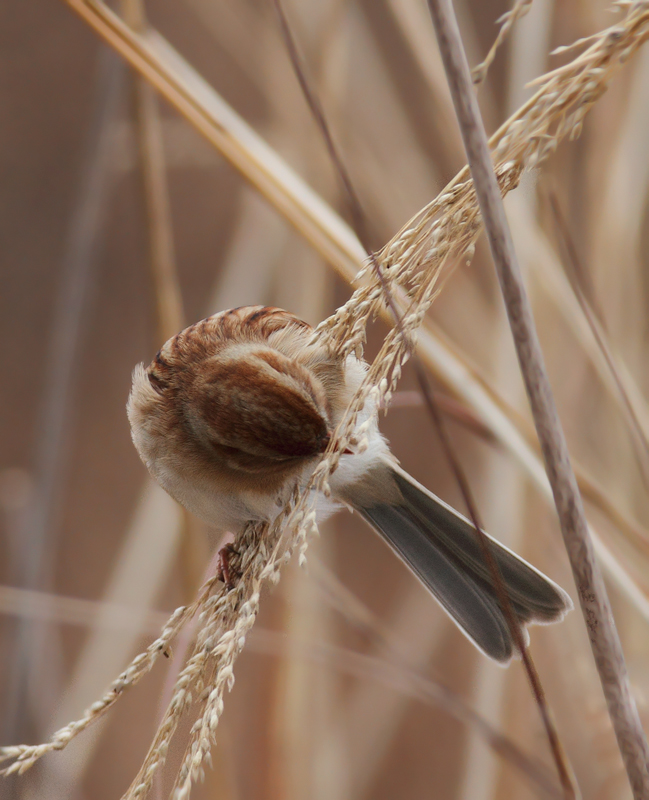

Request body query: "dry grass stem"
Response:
[425, 0, 649, 797]
[131, 73, 184, 343]
[120, 0, 184, 340]
[273, 3, 574, 787]
[471, 0, 534, 86]
[62, 0, 366, 278]
[279, 19, 574, 774]
[4, 1, 649, 797]
[252, 630, 565, 799]
[547, 190, 649, 488]
[120, 0, 206, 613]
[0, 581, 562, 798]
[0, 585, 212, 777]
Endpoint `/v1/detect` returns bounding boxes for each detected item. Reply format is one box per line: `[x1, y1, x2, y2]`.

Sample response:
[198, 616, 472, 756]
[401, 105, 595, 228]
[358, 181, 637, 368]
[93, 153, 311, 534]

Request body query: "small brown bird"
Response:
[128, 305, 572, 662]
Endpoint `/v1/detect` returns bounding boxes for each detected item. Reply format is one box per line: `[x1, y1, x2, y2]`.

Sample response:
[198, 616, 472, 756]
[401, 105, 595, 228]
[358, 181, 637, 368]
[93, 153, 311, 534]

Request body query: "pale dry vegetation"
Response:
[1, 1, 649, 799]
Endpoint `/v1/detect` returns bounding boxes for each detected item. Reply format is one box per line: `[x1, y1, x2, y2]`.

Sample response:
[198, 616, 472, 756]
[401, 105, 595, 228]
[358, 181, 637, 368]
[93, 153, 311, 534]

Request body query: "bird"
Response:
[127, 305, 572, 662]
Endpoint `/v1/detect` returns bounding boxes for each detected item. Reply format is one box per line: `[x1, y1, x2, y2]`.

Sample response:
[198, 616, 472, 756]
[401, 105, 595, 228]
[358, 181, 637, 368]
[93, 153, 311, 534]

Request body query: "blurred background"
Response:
[2, 0, 649, 798]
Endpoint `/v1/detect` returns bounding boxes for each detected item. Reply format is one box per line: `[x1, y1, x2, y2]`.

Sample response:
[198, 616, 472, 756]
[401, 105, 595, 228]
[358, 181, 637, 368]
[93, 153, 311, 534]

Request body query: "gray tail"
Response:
[351, 464, 572, 663]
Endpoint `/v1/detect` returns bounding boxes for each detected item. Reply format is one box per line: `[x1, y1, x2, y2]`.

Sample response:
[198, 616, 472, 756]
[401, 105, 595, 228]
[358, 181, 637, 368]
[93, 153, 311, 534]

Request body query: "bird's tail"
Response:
[341, 460, 573, 663]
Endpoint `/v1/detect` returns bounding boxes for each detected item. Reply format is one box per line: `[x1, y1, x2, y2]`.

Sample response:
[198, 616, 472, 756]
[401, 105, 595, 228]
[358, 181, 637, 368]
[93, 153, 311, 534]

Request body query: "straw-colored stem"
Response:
[272, 4, 575, 798]
[120, 0, 205, 610]
[426, 0, 649, 796]
[121, 0, 184, 342]
[132, 77, 184, 343]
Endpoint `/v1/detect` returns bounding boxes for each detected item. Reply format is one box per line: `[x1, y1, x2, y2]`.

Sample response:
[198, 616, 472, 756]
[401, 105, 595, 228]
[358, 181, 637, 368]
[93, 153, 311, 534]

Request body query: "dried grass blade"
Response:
[7, 3, 649, 796]
[272, 3, 575, 797]
[547, 190, 649, 488]
[250, 629, 564, 799]
[425, 0, 649, 796]
[62, 0, 365, 277]
[130, 67, 184, 343]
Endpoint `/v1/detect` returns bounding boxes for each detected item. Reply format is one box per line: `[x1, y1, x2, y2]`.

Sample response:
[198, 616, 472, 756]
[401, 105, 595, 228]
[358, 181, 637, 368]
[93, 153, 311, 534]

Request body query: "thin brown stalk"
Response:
[120, 0, 184, 343]
[269, 0, 376, 251]
[307, 561, 559, 798]
[547, 189, 649, 490]
[413, 363, 578, 800]
[546, 191, 605, 328]
[388, 390, 499, 444]
[425, 0, 649, 797]
[431, 323, 649, 562]
[272, 2, 576, 796]
[133, 80, 184, 343]
[251, 630, 564, 800]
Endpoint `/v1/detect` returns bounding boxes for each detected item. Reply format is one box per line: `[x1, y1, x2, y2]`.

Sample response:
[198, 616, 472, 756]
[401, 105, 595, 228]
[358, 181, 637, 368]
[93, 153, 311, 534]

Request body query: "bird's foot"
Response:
[217, 543, 241, 589]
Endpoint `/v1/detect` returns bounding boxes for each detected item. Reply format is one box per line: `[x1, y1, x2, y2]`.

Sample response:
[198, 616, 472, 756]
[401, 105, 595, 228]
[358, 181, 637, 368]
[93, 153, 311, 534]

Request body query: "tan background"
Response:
[1, 1, 649, 798]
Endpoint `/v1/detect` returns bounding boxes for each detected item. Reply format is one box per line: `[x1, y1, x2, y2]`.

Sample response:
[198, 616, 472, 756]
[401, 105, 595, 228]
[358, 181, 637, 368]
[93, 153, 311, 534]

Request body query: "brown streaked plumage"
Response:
[128, 306, 573, 662]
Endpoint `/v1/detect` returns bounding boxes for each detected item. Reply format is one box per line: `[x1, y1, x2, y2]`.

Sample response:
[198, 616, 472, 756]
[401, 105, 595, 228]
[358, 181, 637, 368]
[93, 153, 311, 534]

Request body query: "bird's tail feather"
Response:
[349, 462, 572, 663]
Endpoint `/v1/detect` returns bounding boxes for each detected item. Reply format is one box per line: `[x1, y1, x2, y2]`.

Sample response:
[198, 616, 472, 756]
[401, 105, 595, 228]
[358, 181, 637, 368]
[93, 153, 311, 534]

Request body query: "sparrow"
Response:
[127, 305, 572, 662]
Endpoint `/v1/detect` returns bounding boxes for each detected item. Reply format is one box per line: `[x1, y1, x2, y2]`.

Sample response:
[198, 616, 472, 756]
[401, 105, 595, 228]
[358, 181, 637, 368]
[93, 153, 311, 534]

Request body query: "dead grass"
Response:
[2, 1, 649, 799]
